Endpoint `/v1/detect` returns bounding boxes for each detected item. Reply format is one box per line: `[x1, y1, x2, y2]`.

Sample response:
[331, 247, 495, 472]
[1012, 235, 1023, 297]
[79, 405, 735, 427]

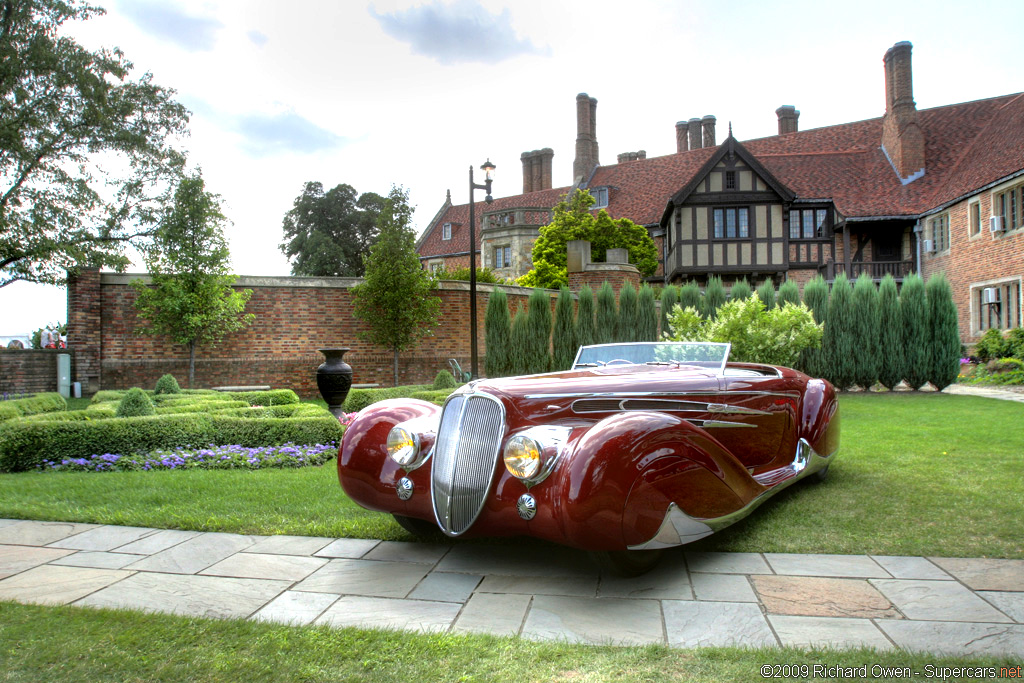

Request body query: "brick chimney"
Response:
[573, 93, 599, 184]
[521, 148, 554, 193]
[676, 121, 688, 152]
[776, 105, 799, 134]
[616, 150, 647, 164]
[688, 118, 702, 150]
[881, 41, 925, 183]
[702, 115, 717, 147]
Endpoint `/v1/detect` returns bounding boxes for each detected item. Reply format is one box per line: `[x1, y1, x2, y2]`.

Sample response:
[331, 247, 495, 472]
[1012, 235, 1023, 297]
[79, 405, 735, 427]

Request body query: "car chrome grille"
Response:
[431, 393, 505, 536]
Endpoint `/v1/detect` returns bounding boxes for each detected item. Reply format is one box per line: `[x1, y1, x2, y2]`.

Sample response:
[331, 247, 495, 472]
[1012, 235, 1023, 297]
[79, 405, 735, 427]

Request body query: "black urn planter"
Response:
[316, 348, 353, 418]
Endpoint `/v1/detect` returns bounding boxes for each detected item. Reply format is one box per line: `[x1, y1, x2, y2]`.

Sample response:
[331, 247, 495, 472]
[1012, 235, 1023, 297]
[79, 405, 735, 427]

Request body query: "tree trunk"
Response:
[392, 348, 399, 387]
[188, 340, 197, 388]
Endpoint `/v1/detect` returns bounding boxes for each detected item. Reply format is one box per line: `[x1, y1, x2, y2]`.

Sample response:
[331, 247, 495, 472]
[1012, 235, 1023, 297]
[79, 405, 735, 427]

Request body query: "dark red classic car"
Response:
[338, 342, 840, 575]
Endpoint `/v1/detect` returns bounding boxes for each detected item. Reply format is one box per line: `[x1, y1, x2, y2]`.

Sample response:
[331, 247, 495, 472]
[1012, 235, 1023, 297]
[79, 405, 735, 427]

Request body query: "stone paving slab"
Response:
[752, 575, 901, 618]
[125, 532, 257, 574]
[980, 591, 1024, 623]
[0, 544, 75, 579]
[664, 600, 777, 648]
[451, 592, 531, 635]
[243, 535, 336, 556]
[764, 553, 890, 578]
[0, 521, 99, 547]
[294, 558, 429, 598]
[0, 519, 24, 528]
[250, 590, 340, 626]
[47, 525, 158, 552]
[114, 529, 201, 555]
[877, 620, 1024, 657]
[768, 615, 894, 651]
[870, 555, 952, 580]
[408, 571, 481, 603]
[77, 571, 290, 620]
[691, 572, 757, 602]
[200, 552, 328, 581]
[50, 551, 146, 570]
[685, 551, 772, 575]
[522, 595, 664, 645]
[363, 541, 450, 565]
[314, 595, 460, 633]
[0, 564, 132, 605]
[597, 560, 692, 600]
[477, 574, 598, 597]
[929, 557, 1024, 591]
[436, 544, 600, 577]
[872, 579, 1013, 623]
[314, 538, 380, 559]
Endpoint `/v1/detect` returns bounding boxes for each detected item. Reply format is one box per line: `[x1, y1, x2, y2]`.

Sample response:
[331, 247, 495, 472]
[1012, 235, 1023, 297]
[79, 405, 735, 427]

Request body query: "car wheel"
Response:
[811, 463, 830, 482]
[392, 514, 442, 539]
[588, 549, 663, 577]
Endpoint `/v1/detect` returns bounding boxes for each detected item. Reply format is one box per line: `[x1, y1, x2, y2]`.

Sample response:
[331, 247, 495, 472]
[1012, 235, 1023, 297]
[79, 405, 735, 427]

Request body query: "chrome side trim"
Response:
[693, 419, 758, 429]
[528, 390, 794, 400]
[628, 438, 836, 550]
[706, 403, 772, 416]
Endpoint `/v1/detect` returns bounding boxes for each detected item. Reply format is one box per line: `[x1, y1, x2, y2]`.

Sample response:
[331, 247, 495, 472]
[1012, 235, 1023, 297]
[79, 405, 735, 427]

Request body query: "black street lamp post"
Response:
[468, 159, 495, 379]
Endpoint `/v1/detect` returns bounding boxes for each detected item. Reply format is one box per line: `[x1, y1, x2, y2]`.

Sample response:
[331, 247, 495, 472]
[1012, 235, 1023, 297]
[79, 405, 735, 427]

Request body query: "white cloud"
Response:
[116, 1, 224, 51]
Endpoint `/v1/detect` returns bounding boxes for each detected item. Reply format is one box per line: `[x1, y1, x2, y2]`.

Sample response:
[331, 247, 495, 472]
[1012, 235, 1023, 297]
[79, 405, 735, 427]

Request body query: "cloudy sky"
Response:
[4, 0, 1023, 336]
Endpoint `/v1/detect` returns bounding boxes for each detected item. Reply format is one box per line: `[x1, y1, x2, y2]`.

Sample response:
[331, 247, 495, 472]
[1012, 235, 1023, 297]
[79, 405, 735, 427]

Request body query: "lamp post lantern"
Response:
[468, 159, 495, 379]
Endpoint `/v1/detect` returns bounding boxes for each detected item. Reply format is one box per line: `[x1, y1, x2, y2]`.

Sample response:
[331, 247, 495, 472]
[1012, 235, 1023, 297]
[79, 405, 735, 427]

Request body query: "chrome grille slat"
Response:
[431, 393, 504, 536]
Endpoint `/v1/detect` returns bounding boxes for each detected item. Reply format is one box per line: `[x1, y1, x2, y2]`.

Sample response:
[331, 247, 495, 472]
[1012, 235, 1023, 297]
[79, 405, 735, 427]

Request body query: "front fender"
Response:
[800, 378, 840, 458]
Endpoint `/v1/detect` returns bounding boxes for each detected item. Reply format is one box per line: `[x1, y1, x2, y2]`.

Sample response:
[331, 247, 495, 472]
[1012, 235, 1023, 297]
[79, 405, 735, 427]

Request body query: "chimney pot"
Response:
[688, 118, 702, 150]
[702, 115, 717, 148]
[775, 105, 800, 135]
[676, 121, 688, 153]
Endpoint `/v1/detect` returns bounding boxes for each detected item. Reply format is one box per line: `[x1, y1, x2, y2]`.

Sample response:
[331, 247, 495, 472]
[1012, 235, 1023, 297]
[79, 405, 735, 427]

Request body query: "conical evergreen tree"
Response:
[576, 285, 596, 348]
[526, 288, 552, 374]
[595, 282, 617, 344]
[638, 285, 658, 341]
[823, 273, 856, 389]
[552, 286, 578, 371]
[679, 281, 702, 313]
[617, 283, 639, 342]
[877, 274, 904, 389]
[777, 279, 800, 307]
[704, 276, 726, 319]
[926, 273, 961, 390]
[901, 273, 929, 390]
[729, 278, 752, 302]
[799, 275, 830, 377]
[757, 280, 777, 310]
[851, 273, 880, 389]
[484, 289, 511, 378]
[659, 285, 678, 338]
[509, 306, 530, 376]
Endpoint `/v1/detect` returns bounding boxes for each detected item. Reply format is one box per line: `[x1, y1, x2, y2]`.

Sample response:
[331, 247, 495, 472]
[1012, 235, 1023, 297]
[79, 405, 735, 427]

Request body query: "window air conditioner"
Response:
[982, 287, 1000, 304]
[990, 216, 1004, 233]
[922, 239, 935, 253]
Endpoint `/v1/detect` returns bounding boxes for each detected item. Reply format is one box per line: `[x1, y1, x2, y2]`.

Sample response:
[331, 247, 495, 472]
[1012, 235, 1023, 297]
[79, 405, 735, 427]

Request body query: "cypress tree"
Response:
[526, 288, 552, 374]
[757, 279, 777, 310]
[926, 273, 961, 390]
[484, 289, 511, 378]
[851, 273, 880, 389]
[679, 281, 702, 313]
[552, 286, 578, 371]
[659, 285, 678, 338]
[509, 306, 530, 376]
[576, 284, 596, 348]
[638, 284, 658, 341]
[729, 278, 752, 302]
[595, 282, 617, 344]
[877, 274, 905, 389]
[901, 273, 929, 390]
[823, 273, 856, 390]
[704, 276, 726, 319]
[799, 275, 830, 377]
[617, 283, 639, 342]
[777, 279, 800, 307]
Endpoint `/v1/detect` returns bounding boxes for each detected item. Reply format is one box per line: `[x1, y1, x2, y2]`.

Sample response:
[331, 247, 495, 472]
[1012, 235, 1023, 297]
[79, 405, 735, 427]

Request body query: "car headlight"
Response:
[504, 435, 542, 480]
[387, 426, 420, 467]
[503, 426, 572, 484]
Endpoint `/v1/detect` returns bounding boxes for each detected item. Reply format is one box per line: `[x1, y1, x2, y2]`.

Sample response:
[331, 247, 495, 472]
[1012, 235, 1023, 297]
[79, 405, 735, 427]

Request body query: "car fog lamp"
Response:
[387, 427, 420, 467]
[504, 435, 542, 480]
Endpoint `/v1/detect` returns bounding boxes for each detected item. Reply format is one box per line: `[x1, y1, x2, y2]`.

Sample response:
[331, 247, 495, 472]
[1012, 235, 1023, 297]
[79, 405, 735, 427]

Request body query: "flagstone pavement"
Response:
[1, 518, 1021, 656]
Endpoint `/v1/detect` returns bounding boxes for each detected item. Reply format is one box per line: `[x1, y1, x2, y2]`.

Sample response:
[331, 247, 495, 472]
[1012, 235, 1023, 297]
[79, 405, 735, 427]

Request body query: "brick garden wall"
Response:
[0, 349, 73, 396]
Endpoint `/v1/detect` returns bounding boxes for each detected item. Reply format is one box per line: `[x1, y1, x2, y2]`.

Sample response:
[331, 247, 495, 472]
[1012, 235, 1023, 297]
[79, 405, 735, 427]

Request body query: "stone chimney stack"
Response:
[676, 121, 689, 153]
[521, 148, 554, 193]
[688, 118, 702, 150]
[616, 150, 647, 164]
[573, 93, 599, 184]
[702, 115, 717, 147]
[881, 41, 925, 183]
[776, 105, 800, 134]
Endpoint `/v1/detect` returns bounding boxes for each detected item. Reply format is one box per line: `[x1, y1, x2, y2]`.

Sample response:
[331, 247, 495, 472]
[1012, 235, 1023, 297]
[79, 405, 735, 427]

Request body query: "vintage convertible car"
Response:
[338, 342, 839, 575]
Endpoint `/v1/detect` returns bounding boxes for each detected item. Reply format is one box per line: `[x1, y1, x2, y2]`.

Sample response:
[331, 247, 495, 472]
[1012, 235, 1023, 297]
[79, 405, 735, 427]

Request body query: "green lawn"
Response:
[0, 393, 1021, 558]
[0, 602, 1014, 683]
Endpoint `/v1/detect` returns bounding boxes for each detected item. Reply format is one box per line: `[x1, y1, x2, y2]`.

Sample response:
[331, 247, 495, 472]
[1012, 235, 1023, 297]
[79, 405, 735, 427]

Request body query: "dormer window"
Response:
[442, 222, 452, 240]
[591, 187, 609, 209]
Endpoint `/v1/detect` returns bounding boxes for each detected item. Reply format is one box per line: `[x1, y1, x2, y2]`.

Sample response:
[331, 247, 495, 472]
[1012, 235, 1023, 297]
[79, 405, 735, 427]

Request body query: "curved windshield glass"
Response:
[572, 342, 731, 374]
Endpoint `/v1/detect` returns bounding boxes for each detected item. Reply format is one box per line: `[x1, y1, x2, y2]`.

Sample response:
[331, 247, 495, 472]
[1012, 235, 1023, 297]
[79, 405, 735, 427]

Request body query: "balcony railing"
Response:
[823, 259, 915, 281]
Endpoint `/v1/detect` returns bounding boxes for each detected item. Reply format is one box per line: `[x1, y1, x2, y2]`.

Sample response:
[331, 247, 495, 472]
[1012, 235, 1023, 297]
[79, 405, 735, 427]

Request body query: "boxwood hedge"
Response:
[91, 389, 299, 407]
[0, 393, 67, 422]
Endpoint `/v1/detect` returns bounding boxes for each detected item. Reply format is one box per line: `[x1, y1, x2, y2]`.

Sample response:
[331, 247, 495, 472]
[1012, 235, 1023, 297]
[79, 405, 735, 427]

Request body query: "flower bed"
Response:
[39, 442, 338, 473]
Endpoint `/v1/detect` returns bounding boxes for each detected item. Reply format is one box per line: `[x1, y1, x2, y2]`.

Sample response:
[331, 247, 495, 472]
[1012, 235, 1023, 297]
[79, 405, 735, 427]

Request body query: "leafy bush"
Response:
[704, 276, 726, 319]
[970, 358, 1024, 386]
[728, 278, 751, 302]
[342, 385, 431, 413]
[756, 280, 776, 310]
[1008, 328, 1024, 361]
[432, 370, 459, 390]
[777, 280, 800, 307]
[484, 289, 511, 378]
[0, 393, 66, 422]
[116, 388, 155, 418]
[154, 374, 182, 395]
[658, 285, 678, 338]
[679, 281, 702, 313]
[0, 414, 344, 472]
[433, 266, 506, 284]
[974, 328, 1009, 362]
[408, 390, 457, 405]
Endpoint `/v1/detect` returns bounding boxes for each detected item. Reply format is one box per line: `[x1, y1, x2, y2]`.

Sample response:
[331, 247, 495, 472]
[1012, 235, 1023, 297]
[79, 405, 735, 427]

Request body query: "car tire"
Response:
[588, 549, 663, 577]
[392, 514, 443, 539]
[811, 463, 830, 482]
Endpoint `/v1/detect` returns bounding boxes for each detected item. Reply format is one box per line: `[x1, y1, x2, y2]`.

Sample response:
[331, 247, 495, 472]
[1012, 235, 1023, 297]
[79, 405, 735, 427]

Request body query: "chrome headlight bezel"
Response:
[387, 426, 422, 469]
[502, 425, 572, 486]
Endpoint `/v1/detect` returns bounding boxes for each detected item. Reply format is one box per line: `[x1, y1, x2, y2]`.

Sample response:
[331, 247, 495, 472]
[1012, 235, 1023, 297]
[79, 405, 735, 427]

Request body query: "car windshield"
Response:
[572, 342, 731, 374]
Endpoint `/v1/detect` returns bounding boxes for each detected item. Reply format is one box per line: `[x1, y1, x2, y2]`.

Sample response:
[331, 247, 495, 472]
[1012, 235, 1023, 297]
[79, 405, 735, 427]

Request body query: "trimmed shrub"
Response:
[704, 276, 726, 319]
[926, 273, 961, 391]
[594, 282, 617, 345]
[659, 285, 678, 338]
[679, 281, 702, 313]
[552, 286, 578, 371]
[91, 389, 216, 404]
[877, 274, 905, 390]
[484, 289, 511, 378]
[432, 370, 459, 390]
[525, 288, 552, 374]
[1007, 328, 1024, 360]
[408, 389, 457, 405]
[575, 285, 595, 348]
[756, 280, 777, 310]
[823, 273, 856, 390]
[637, 285, 658, 342]
[342, 385, 431, 413]
[851, 273, 880, 389]
[229, 389, 300, 406]
[728, 278, 752, 302]
[617, 283, 639, 342]
[901, 273, 929, 390]
[154, 400, 250, 415]
[0, 414, 344, 472]
[777, 280, 800, 307]
[154, 374, 182, 395]
[215, 404, 327, 419]
[19, 411, 98, 424]
[509, 306, 530, 376]
[799, 275, 830, 377]
[116, 388, 155, 418]
[974, 328, 1009, 362]
[0, 393, 66, 422]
